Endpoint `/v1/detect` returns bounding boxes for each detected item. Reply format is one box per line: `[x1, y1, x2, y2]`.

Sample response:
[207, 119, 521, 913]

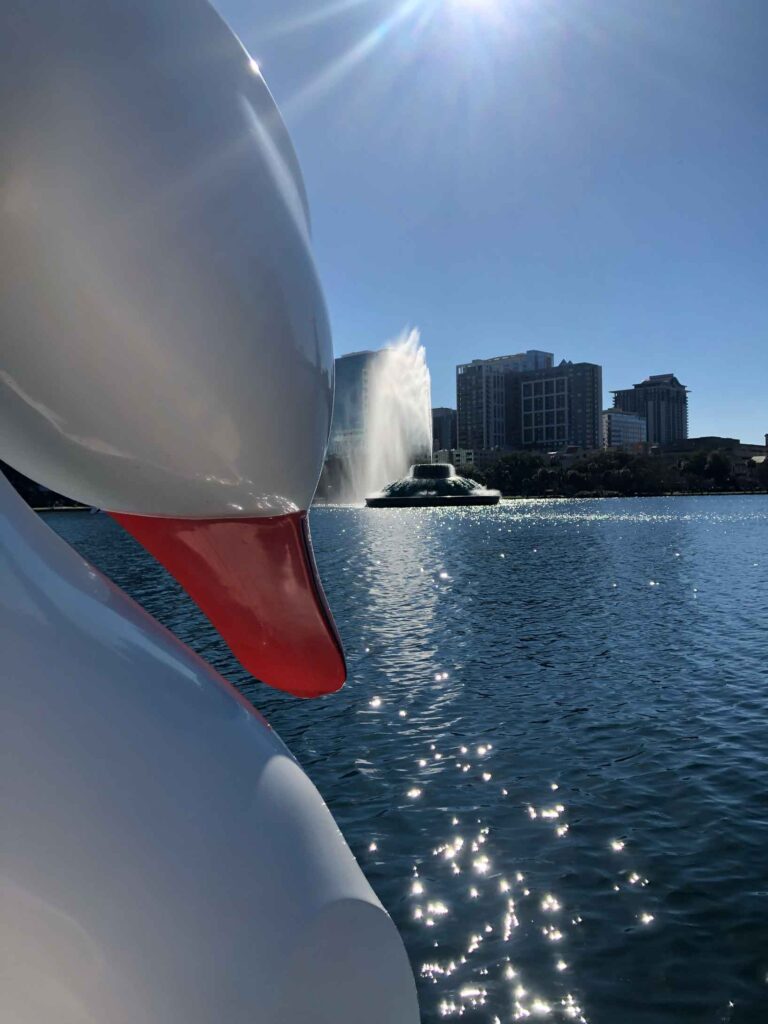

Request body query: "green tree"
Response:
[705, 450, 731, 486]
[462, 465, 487, 485]
[485, 453, 546, 495]
[685, 450, 708, 476]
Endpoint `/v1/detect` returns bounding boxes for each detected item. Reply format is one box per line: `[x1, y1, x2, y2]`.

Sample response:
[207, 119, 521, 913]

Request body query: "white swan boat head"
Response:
[0, 2, 419, 1020]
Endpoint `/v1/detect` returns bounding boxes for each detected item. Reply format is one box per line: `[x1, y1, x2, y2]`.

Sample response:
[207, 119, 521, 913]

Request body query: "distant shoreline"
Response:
[35, 505, 91, 512]
[498, 490, 768, 500]
[33, 491, 768, 514]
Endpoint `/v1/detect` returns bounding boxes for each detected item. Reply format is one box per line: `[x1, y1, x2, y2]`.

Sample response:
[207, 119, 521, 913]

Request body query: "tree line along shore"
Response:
[463, 448, 768, 499]
[4, 449, 767, 510]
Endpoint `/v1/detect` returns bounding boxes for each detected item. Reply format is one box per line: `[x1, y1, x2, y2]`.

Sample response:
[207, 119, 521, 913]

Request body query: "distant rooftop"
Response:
[645, 373, 687, 386]
[612, 373, 689, 393]
[458, 350, 554, 368]
[336, 349, 376, 360]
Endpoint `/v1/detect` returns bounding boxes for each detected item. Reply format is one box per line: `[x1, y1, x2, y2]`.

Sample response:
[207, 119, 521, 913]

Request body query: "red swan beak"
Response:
[111, 511, 346, 699]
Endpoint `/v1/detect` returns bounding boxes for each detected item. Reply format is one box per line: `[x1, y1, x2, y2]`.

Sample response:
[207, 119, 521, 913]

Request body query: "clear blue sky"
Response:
[220, 0, 767, 443]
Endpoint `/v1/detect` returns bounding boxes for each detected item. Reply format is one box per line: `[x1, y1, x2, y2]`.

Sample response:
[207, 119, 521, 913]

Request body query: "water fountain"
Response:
[365, 463, 501, 507]
[321, 330, 433, 504]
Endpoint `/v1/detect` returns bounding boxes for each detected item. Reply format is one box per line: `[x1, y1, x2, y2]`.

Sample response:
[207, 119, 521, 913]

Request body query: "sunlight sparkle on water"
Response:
[52, 488, 768, 1023]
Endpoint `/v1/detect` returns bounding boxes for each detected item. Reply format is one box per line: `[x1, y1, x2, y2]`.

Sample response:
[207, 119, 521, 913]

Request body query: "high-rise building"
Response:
[603, 409, 647, 449]
[456, 351, 554, 450]
[505, 361, 603, 450]
[327, 351, 379, 459]
[612, 374, 689, 444]
[432, 407, 457, 451]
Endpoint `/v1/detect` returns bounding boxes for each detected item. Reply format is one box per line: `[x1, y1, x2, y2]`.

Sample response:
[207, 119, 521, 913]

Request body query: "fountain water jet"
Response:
[322, 330, 432, 504]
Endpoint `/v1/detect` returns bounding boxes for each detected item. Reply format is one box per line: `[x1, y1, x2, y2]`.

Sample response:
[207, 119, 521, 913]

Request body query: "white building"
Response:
[434, 448, 475, 470]
[603, 409, 647, 449]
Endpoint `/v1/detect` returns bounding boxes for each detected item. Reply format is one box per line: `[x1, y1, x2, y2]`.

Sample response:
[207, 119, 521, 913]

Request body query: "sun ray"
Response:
[255, 0, 381, 43]
[336, 0, 441, 132]
[281, 0, 426, 119]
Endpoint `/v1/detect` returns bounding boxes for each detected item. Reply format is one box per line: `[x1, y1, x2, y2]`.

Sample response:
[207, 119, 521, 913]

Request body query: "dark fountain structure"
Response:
[365, 463, 501, 508]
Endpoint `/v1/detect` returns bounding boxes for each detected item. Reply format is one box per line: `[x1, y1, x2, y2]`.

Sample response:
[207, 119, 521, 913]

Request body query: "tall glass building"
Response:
[327, 351, 379, 458]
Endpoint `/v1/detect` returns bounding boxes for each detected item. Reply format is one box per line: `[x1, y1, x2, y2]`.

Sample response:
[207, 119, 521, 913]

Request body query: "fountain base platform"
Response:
[365, 464, 501, 509]
[366, 494, 499, 508]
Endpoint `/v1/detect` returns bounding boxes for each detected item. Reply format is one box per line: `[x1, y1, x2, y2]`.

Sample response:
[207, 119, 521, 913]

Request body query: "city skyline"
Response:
[334, 342, 753, 452]
[389, 342, 761, 444]
[221, 0, 768, 445]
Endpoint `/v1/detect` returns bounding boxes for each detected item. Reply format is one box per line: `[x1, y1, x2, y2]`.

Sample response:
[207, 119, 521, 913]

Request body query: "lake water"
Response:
[46, 496, 768, 1024]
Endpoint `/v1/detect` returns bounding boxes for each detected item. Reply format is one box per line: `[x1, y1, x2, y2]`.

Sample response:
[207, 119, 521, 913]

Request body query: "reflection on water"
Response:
[48, 496, 768, 1024]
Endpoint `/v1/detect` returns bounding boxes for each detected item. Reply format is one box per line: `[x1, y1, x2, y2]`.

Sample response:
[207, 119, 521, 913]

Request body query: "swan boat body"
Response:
[1, 474, 416, 1023]
[0, 2, 419, 1020]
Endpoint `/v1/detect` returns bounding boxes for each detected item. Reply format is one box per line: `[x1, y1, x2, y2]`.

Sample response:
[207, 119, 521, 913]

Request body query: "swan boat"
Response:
[0, 3, 419, 1021]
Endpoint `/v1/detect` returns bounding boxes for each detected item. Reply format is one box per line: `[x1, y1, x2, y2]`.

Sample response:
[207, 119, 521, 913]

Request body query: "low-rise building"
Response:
[658, 436, 764, 459]
[546, 445, 584, 469]
[434, 448, 475, 471]
[653, 435, 768, 486]
[603, 409, 647, 449]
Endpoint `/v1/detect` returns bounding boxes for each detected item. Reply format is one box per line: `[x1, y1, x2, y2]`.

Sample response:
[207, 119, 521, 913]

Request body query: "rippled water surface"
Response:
[47, 496, 768, 1024]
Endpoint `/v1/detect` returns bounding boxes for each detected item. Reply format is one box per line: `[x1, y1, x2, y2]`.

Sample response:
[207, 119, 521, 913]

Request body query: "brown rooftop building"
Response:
[612, 373, 689, 445]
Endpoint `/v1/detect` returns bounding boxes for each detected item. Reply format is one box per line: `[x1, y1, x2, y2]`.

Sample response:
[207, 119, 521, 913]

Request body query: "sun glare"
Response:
[268, 0, 514, 121]
[447, 0, 505, 29]
[453, 0, 496, 10]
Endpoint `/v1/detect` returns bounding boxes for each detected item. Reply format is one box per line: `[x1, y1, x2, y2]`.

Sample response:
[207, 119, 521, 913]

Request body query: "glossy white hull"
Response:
[1, 477, 418, 1022]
